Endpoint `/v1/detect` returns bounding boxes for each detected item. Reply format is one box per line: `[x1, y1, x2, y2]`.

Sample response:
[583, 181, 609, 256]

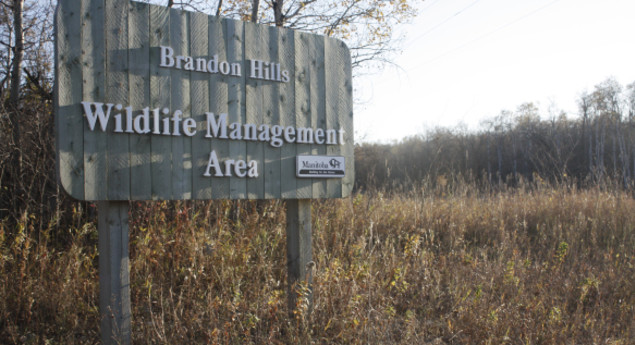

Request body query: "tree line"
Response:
[355, 78, 635, 192]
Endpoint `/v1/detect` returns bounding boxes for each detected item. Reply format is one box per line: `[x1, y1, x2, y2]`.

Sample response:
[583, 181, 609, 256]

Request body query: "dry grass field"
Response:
[1, 182, 634, 344]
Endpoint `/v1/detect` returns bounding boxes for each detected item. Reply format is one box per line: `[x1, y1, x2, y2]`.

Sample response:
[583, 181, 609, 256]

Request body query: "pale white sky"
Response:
[355, 0, 635, 143]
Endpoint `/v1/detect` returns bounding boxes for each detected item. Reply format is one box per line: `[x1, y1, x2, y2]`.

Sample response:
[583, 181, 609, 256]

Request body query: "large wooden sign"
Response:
[55, 0, 353, 200]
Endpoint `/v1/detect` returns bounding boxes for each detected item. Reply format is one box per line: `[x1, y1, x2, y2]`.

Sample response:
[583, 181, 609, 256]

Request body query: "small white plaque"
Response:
[296, 155, 345, 178]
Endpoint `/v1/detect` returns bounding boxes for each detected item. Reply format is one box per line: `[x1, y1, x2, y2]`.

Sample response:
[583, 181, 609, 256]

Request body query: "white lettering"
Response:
[176, 55, 186, 69]
[171, 110, 183, 136]
[81, 101, 113, 132]
[183, 56, 194, 71]
[224, 159, 235, 176]
[183, 118, 196, 136]
[160, 46, 175, 68]
[258, 124, 270, 142]
[161, 46, 292, 81]
[297, 127, 314, 144]
[134, 107, 151, 134]
[196, 58, 207, 72]
[161, 108, 170, 135]
[205, 113, 228, 139]
[114, 112, 123, 133]
[281, 70, 290, 83]
[284, 126, 296, 143]
[203, 151, 258, 178]
[243, 123, 257, 141]
[234, 160, 247, 177]
[314, 128, 325, 144]
[248, 160, 258, 177]
[271, 125, 283, 147]
[326, 129, 337, 145]
[219, 61, 230, 75]
[203, 150, 223, 177]
[250, 59, 265, 79]
[113, 104, 123, 133]
[152, 108, 161, 135]
[207, 55, 218, 73]
[229, 122, 242, 140]
[231, 63, 241, 77]
[125, 106, 134, 133]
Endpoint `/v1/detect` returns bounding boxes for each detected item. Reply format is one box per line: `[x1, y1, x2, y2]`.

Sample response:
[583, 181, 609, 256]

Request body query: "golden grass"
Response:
[1, 186, 634, 344]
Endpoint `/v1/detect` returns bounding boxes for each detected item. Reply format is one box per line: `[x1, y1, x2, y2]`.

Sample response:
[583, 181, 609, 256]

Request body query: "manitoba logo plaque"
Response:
[296, 155, 345, 178]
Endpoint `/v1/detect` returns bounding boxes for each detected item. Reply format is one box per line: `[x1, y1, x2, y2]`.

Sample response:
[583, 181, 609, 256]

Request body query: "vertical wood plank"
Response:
[98, 201, 131, 345]
[170, 8, 192, 199]
[209, 16, 230, 199]
[128, 1, 152, 199]
[293, 31, 312, 199]
[279, 28, 296, 199]
[149, 5, 172, 199]
[105, 0, 130, 200]
[190, 11, 211, 199]
[286, 199, 313, 311]
[264, 26, 281, 199]
[55, 0, 84, 200]
[227, 19, 247, 199]
[325, 38, 343, 198]
[338, 40, 354, 197]
[310, 35, 327, 198]
[82, 0, 107, 200]
[244, 21, 265, 199]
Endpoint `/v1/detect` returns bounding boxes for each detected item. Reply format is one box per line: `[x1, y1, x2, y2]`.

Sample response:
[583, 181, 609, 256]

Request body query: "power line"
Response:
[420, 0, 443, 12]
[418, 0, 563, 66]
[409, 0, 484, 46]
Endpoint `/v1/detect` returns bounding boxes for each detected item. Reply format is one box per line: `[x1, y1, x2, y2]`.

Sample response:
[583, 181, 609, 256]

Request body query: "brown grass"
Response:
[1, 184, 634, 344]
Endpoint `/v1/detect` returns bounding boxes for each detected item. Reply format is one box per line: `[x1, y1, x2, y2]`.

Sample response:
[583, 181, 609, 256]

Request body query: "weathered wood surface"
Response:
[55, 0, 83, 198]
[286, 199, 313, 311]
[171, 8, 192, 199]
[106, 0, 131, 200]
[128, 1, 152, 200]
[56, 0, 353, 201]
[244, 21, 266, 199]
[190, 11, 211, 199]
[81, 0, 107, 200]
[98, 201, 131, 345]
[279, 28, 296, 199]
[226, 19, 247, 199]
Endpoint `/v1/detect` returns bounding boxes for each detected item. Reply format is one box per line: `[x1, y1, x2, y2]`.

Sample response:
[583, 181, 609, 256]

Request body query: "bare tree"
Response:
[145, 0, 419, 74]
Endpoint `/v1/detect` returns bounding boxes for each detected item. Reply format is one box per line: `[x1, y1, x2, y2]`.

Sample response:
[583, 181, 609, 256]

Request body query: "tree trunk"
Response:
[272, 0, 283, 27]
[10, 0, 23, 108]
[251, 0, 259, 22]
[8, 0, 24, 202]
[216, 0, 223, 16]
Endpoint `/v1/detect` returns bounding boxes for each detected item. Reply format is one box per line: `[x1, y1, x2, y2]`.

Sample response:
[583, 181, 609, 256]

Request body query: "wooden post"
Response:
[286, 199, 313, 313]
[98, 201, 131, 345]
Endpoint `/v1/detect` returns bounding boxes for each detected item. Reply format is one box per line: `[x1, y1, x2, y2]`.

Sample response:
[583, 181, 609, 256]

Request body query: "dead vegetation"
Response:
[1, 182, 633, 344]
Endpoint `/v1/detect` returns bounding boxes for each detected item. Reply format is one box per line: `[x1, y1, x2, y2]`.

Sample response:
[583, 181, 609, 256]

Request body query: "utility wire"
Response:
[420, 0, 442, 13]
[418, 0, 563, 66]
[409, 0, 484, 46]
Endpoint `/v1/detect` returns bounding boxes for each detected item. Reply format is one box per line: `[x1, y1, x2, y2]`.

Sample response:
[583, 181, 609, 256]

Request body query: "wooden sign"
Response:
[55, 0, 354, 201]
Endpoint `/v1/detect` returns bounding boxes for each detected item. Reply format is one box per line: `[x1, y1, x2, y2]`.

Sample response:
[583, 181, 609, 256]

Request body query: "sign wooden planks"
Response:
[55, 0, 353, 201]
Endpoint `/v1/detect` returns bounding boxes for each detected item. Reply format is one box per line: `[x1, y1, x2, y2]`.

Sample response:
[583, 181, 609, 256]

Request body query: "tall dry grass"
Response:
[1, 183, 634, 344]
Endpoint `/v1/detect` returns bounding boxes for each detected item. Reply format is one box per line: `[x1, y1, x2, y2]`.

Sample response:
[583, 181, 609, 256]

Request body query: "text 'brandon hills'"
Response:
[159, 45, 291, 83]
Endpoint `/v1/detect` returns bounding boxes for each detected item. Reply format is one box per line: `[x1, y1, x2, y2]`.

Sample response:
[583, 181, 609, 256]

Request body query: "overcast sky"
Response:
[354, 0, 635, 143]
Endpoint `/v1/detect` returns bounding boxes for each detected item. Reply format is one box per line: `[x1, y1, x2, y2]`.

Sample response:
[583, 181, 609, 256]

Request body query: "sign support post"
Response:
[286, 199, 313, 313]
[98, 201, 132, 345]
